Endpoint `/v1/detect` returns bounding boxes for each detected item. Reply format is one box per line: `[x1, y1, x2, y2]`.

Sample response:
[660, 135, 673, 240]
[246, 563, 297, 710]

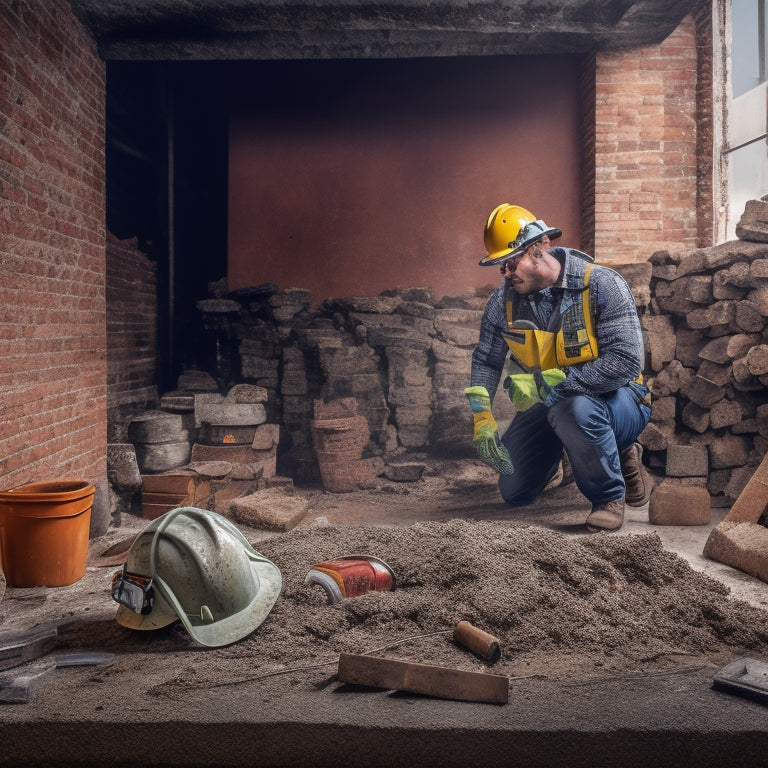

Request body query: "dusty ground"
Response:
[3, 458, 768, 699]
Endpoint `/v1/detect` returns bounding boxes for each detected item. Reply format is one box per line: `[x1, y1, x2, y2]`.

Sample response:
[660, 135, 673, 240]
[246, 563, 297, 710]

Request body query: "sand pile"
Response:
[201, 519, 768, 684]
[54, 518, 768, 695]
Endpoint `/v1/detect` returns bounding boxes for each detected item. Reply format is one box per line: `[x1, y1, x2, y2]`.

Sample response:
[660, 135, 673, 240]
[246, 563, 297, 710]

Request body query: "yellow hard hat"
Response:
[480, 204, 536, 267]
[480, 203, 562, 268]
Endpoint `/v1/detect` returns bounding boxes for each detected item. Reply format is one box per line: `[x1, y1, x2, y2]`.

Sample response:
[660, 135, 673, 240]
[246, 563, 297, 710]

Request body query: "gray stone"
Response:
[127, 411, 183, 444]
[106, 443, 142, 491]
[224, 384, 268, 404]
[134, 441, 191, 473]
[685, 301, 735, 330]
[734, 301, 766, 332]
[196, 403, 267, 426]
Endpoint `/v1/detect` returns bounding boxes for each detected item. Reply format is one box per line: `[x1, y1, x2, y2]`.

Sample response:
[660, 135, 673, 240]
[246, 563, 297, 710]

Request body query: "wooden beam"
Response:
[337, 653, 508, 705]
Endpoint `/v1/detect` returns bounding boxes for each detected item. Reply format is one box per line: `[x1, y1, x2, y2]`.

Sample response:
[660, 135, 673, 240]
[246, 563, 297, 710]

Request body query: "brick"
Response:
[666, 444, 708, 477]
[648, 483, 710, 526]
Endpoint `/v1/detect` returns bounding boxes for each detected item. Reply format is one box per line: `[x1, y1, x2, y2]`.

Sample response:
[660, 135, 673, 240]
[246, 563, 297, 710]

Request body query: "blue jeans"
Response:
[498, 385, 651, 506]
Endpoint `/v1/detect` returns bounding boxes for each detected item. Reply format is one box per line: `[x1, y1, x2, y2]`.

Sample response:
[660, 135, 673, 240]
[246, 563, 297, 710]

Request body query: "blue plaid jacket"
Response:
[470, 247, 645, 403]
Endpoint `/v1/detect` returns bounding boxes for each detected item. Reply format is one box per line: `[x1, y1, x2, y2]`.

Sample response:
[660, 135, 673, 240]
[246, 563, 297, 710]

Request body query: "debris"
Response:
[304, 556, 395, 604]
[713, 657, 768, 706]
[0, 660, 56, 703]
[0, 626, 57, 672]
[337, 652, 508, 704]
[453, 621, 501, 664]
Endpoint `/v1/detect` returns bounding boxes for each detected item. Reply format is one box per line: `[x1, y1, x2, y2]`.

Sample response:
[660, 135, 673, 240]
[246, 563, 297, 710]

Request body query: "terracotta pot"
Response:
[0, 480, 95, 587]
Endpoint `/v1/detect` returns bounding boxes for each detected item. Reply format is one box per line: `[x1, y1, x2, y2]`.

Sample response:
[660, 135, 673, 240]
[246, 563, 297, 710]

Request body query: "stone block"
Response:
[196, 403, 267, 426]
[666, 444, 709, 477]
[703, 521, 768, 583]
[648, 483, 710, 526]
[675, 328, 707, 367]
[224, 384, 268, 404]
[736, 198, 768, 242]
[128, 411, 183, 444]
[134, 441, 191, 474]
[681, 375, 725, 408]
[747, 345, 768, 375]
[384, 462, 426, 482]
[708, 434, 751, 469]
[650, 360, 694, 397]
[696, 359, 730, 387]
[728, 333, 761, 360]
[697, 335, 732, 365]
[686, 300, 736, 330]
[252, 423, 280, 450]
[734, 300, 766, 332]
[641, 315, 676, 372]
[681, 401, 709, 433]
[230, 490, 309, 532]
[721, 453, 768, 523]
[709, 399, 743, 430]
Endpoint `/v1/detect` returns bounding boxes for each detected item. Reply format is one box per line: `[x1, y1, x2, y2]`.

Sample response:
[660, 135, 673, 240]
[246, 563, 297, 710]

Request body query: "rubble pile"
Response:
[640, 197, 768, 503]
[197, 285, 495, 483]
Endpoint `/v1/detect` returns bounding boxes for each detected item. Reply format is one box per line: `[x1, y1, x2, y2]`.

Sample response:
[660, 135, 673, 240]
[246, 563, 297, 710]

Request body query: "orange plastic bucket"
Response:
[0, 480, 95, 587]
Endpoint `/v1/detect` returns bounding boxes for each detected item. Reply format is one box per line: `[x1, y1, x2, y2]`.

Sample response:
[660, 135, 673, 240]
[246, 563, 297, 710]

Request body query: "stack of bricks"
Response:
[640, 198, 768, 505]
[310, 398, 383, 493]
[648, 444, 710, 526]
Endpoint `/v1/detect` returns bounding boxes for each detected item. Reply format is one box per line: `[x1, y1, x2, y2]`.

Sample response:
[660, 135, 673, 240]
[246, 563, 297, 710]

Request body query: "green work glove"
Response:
[464, 386, 514, 476]
[503, 369, 566, 412]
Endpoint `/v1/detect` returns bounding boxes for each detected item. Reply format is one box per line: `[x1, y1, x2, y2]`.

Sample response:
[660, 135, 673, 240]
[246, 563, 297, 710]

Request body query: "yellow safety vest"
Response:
[503, 263, 598, 371]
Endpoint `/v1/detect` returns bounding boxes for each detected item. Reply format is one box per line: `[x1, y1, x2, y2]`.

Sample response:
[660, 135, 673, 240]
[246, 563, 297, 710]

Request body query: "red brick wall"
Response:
[592, 15, 704, 264]
[106, 233, 158, 438]
[0, 0, 106, 490]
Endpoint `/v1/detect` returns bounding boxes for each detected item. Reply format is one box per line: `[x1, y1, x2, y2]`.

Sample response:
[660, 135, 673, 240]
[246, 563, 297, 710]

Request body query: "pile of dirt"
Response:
[58, 518, 768, 696]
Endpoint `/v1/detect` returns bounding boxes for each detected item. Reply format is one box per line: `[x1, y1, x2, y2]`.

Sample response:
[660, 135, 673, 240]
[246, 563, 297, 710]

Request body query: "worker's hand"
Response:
[464, 386, 514, 476]
[504, 369, 566, 411]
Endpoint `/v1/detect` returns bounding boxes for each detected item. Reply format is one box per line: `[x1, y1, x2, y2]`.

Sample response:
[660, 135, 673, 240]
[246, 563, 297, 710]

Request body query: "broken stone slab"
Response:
[709, 399, 744, 430]
[230, 490, 309, 532]
[648, 483, 711, 526]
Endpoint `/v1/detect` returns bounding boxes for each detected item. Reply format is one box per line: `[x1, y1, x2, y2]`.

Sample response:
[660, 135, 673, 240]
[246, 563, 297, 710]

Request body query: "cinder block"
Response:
[648, 483, 711, 526]
[665, 444, 709, 477]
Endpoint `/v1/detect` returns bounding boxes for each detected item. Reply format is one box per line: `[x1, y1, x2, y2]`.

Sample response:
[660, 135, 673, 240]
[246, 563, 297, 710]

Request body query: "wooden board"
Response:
[337, 652, 508, 704]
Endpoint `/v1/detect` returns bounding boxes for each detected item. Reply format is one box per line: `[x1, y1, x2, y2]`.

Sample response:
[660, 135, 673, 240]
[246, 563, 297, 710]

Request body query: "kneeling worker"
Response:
[466, 204, 653, 532]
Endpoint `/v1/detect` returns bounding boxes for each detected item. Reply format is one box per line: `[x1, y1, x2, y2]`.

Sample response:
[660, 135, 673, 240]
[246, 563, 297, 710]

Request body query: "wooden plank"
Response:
[337, 653, 508, 704]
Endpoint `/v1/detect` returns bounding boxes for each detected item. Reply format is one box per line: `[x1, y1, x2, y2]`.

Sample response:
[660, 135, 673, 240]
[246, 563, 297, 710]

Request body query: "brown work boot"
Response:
[586, 498, 625, 532]
[620, 442, 653, 507]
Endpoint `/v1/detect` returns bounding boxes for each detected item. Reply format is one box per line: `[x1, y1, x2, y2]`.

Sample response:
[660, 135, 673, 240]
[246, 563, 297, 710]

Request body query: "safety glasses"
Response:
[500, 251, 525, 274]
[111, 567, 154, 615]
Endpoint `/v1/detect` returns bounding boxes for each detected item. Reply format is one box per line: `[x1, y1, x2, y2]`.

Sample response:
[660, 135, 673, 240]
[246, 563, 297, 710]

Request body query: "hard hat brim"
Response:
[478, 226, 562, 267]
[509, 226, 562, 257]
